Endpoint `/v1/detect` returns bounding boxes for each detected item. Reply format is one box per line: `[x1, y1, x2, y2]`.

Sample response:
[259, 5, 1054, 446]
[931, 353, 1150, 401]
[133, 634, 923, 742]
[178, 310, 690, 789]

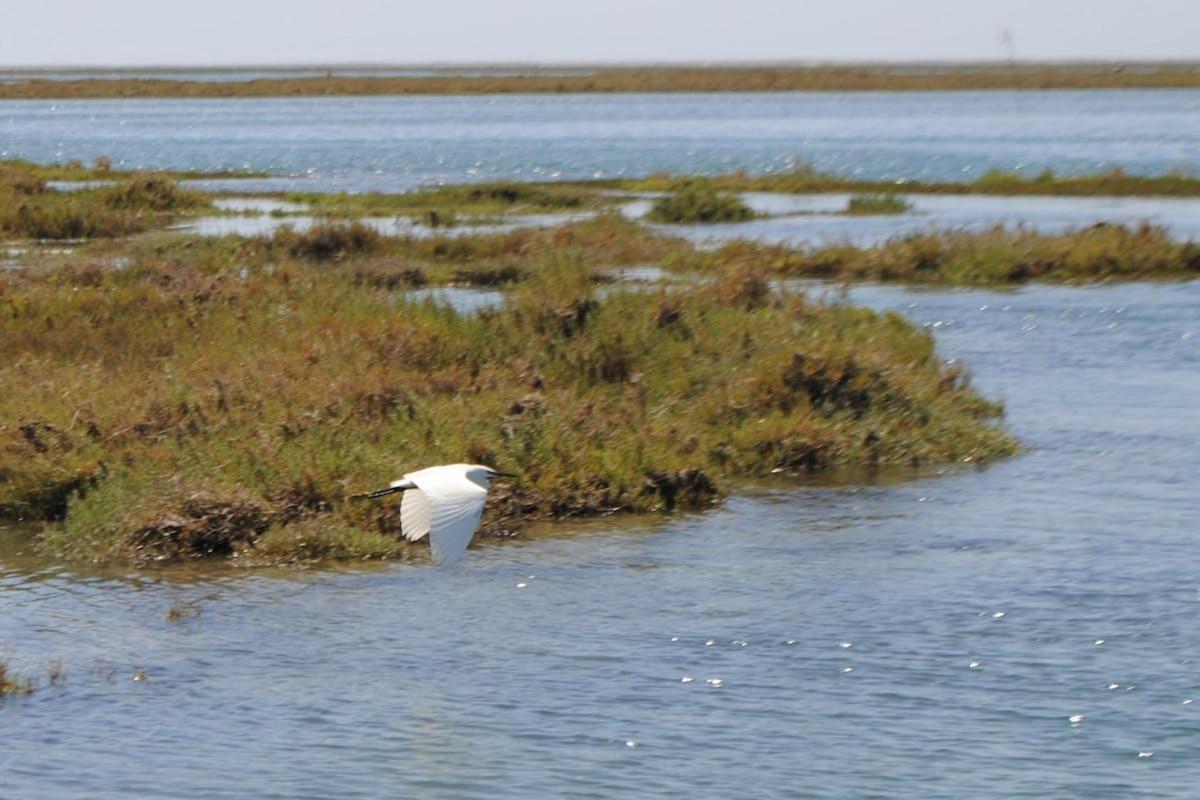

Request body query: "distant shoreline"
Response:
[2, 63, 1199, 98]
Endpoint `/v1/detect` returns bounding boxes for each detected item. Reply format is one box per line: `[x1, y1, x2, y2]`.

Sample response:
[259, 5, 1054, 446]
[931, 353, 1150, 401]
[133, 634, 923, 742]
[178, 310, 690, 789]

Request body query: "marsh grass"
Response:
[3, 64, 1200, 99]
[621, 166, 1200, 198]
[846, 193, 912, 215]
[1, 246, 1015, 564]
[279, 181, 607, 219]
[247, 212, 686, 284]
[0, 158, 262, 182]
[646, 186, 758, 224]
[669, 224, 1200, 285]
[271, 221, 381, 260]
[247, 518, 410, 563]
[0, 166, 209, 240]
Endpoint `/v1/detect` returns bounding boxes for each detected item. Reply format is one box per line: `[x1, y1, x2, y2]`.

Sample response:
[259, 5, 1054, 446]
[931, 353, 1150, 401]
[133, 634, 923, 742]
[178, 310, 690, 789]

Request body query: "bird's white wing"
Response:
[400, 489, 432, 542]
[404, 468, 489, 566]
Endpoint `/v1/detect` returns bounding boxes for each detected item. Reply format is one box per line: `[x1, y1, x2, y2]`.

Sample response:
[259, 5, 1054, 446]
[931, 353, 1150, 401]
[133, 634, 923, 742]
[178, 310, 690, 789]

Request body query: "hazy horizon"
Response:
[0, 0, 1195, 68]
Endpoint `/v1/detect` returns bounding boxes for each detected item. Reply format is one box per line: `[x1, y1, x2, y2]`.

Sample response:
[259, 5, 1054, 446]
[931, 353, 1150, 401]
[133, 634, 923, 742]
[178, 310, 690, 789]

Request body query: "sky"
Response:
[0, 0, 1196, 67]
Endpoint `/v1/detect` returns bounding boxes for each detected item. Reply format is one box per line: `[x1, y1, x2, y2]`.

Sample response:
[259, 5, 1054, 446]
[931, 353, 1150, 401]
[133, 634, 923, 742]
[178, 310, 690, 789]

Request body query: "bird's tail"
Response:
[350, 486, 406, 500]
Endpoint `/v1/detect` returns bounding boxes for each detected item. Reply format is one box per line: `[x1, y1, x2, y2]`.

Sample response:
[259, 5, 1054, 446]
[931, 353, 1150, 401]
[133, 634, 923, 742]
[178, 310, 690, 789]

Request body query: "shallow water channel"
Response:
[2, 279, 1197, 798]
[176, 191, 1200, 246]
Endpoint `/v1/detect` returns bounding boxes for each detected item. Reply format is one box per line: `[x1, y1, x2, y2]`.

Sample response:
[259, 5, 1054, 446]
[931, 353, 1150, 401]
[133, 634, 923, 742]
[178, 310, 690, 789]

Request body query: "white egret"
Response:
[353, 464, 512, 566]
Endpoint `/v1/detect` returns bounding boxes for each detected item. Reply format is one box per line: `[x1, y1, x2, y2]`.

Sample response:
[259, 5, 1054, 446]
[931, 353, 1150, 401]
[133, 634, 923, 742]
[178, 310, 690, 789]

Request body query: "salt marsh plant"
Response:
[0, 166, 208, 240]
[846, 193, 912, 215]
[646, 186, 757, 224]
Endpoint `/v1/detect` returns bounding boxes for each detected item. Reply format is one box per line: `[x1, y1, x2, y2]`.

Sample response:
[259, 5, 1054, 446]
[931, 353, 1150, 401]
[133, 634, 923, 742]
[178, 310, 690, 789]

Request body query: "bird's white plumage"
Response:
[400, 489, 432, 542]
[399, 464, 491, 566]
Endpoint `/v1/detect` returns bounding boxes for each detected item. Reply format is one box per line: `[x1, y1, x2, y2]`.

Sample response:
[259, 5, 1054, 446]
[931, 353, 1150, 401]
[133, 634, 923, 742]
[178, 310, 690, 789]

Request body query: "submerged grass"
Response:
[0, 660, 35, 697]
[1, 246, 1014, 564]
[669, 224, 1200, 285]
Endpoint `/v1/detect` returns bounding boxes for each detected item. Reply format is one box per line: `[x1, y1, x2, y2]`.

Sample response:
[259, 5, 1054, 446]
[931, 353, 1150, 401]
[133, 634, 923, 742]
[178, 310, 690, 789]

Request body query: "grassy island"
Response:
[0, 165, 212, 239]
[669, 224, 1200, 285]
[1, 223, 1015, 564]
[645, 186, 759, 224]
[845, 193, 912, 215]
[8, 157, 1200, 564]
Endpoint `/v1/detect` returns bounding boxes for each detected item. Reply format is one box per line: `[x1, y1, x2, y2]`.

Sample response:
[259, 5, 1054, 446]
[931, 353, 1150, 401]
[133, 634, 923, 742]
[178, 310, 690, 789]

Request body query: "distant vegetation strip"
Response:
[611, 167, 1200, 198]
[2, 64, 1200, 98]
[0, 157, 261, 181]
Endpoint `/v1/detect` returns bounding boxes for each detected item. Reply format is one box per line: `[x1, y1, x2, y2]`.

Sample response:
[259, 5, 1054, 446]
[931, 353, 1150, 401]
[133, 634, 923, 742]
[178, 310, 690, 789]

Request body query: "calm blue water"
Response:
[2, 90, 1199, 191]
[2, 280, 1198, 798]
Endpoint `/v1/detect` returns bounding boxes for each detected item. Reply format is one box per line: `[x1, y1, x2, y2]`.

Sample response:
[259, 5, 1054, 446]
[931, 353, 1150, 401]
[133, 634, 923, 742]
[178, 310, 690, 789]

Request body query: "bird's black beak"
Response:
[489, 470, 516, 478]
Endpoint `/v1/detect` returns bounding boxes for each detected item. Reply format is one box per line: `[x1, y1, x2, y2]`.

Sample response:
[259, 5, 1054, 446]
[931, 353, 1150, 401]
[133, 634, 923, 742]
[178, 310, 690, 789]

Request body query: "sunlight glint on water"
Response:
[1, 90, 1198, 191]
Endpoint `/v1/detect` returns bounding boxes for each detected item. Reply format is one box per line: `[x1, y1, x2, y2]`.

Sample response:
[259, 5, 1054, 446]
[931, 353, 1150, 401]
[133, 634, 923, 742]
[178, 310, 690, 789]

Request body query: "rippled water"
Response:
[3, 90, 1199, 191]
[2, 280, 1197, 798]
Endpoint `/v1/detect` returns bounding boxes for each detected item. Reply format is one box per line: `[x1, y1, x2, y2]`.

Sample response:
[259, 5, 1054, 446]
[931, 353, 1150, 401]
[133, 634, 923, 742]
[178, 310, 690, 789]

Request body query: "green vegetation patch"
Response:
[846, 193, 912, 215]
[0, 165, 209, 240]
[1, 253, 1014, 564]
[646, 186, 758, 224]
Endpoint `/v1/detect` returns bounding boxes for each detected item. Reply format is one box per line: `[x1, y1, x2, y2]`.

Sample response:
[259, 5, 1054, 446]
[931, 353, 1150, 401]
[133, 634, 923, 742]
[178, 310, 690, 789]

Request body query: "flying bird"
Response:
[353, 464, 512, 566]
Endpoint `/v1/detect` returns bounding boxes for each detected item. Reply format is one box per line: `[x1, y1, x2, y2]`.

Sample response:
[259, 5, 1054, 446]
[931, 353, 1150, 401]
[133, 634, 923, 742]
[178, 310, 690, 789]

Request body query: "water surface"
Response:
[3, 90, 1198, 191]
